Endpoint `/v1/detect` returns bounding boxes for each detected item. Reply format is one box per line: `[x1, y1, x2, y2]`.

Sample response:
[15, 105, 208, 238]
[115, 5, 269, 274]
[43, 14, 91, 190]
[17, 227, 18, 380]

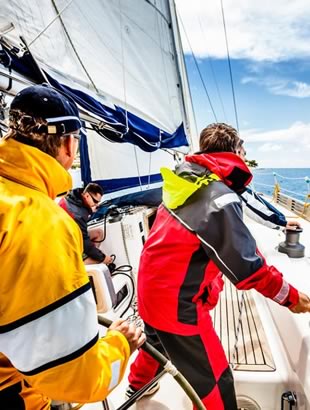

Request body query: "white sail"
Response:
[0, 0, 196, 192]
[0, 0, 193, 138]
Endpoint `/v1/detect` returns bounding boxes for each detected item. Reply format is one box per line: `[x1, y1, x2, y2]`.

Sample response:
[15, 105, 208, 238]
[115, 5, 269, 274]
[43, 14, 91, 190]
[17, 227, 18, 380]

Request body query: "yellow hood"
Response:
[0, 138, 72, 199]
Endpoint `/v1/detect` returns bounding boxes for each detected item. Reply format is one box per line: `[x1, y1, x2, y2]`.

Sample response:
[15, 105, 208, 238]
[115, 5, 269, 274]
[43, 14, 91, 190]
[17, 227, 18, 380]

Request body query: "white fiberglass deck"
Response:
[82, 199, 310, 410]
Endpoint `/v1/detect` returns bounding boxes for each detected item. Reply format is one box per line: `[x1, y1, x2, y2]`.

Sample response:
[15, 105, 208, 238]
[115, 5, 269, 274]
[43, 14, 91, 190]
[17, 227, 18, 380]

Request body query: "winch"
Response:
[278, 227, 305, 258]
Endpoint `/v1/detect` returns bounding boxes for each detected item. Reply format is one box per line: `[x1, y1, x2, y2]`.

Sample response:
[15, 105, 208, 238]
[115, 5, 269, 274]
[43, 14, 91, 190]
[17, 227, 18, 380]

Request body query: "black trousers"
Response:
[129, 321, 238, 410]
[0, 382, 25, 410]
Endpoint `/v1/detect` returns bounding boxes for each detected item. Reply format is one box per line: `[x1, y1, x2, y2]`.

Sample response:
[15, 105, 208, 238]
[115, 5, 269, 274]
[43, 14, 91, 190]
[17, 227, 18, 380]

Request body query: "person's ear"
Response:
[64, 134, 77, 157]
[56, 135, 78, 170]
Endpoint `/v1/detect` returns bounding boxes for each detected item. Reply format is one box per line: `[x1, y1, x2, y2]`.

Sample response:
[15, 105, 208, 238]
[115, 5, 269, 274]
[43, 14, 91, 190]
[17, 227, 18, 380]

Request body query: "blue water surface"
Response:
[252, 168, 310, 201]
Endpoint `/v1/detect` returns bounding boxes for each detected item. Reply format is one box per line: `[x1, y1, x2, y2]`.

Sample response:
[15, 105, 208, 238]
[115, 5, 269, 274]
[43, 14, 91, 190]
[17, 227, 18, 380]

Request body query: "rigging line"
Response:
[144, 0, 170, 26]
[133, 145, 143, 191]
[197, 10, 227, 122]
[220, 0, 239, 131]
[273, 172, 309, 181]
[155, 2, 170, 112]
[118, 0, 128, 131]
[148, 152, 152, 188]
[48, 0, 99, 93]
[28, 0, 75, 47]
[177, 12, 218, 122]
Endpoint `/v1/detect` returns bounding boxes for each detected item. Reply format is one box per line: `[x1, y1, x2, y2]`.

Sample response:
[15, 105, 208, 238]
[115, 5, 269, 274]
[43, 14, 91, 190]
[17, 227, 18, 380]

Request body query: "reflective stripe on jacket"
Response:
[0, 138, 130, 403]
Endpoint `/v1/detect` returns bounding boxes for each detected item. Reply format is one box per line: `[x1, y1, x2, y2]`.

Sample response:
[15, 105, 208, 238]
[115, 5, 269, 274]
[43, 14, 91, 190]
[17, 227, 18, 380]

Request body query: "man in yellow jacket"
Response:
[0, 84, 145, 409]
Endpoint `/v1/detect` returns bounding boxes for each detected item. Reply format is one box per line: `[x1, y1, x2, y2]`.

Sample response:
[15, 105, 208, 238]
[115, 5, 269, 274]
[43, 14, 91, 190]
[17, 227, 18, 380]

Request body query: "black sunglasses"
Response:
[89, 193, 100, 204]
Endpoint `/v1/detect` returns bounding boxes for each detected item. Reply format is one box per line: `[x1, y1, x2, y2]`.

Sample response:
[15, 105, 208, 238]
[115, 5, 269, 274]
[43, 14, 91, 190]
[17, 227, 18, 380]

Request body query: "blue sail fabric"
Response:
[0, 45, 187, 194]
[0, 46, 189, 152]
[46, 75, 188, 152]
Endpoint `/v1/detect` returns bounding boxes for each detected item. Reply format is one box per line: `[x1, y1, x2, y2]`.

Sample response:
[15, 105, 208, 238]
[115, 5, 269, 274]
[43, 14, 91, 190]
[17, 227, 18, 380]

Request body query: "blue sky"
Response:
[176, 0, 310, 168]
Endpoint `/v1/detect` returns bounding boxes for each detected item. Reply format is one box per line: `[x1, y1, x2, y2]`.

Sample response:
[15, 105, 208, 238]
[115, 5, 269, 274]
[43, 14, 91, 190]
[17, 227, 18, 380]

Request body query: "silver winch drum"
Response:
[278, 227, 305, 258]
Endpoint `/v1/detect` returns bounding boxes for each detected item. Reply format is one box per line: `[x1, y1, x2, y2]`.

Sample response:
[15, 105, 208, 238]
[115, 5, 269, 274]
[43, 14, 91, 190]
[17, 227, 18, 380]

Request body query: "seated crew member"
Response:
[59, 183, 113, 265]
[0, 84, 145, 409]
[236, 145, 301, 230]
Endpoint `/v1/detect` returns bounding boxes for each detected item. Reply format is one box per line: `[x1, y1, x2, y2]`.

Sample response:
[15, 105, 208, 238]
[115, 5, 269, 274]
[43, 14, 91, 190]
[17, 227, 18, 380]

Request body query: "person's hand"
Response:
[103, 255, 113, 265]
[286, 220, 301, 229]
[109, 319, 146, 353]
[290, 292, 310, 313]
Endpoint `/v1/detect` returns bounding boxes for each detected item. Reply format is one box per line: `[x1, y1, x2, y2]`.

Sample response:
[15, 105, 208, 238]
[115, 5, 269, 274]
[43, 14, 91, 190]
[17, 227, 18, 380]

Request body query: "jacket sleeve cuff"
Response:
[282, 285, 299, 308]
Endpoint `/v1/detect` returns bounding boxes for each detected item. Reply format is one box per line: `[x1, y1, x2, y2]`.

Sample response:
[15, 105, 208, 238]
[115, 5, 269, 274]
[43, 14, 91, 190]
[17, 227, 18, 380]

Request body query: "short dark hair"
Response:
[84, 183, 103, 196]
[199, 123, 242, 154]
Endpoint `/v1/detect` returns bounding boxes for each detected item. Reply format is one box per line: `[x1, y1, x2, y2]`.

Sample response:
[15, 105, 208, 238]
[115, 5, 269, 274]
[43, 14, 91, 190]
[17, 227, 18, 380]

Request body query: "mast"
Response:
[167, 0, 199, 152]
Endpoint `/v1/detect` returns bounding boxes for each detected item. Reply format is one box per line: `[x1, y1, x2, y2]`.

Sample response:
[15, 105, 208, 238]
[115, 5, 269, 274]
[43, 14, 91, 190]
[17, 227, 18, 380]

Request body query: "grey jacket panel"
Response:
[174, 180, 263, 284]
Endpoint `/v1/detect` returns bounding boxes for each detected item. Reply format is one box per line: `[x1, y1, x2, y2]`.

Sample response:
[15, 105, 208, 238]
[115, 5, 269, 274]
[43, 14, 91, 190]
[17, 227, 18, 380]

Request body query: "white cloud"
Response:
[242, 76, 310, 97]
[241, 122, 310, 166]
[175, 0, 310, 62]
[273, 81, 310, 97]
[258, 143, 283, 152]
[242, 121, 310, 143]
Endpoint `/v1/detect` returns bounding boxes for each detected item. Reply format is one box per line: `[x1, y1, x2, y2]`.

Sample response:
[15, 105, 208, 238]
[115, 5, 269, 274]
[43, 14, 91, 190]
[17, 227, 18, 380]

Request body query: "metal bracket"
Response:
[281, 391, 297, 410]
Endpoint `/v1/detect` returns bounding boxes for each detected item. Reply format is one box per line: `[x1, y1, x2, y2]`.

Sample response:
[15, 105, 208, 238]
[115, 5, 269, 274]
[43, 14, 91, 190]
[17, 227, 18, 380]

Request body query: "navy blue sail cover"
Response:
[0, 46, 188, 152]
[1, 45, 188, 194]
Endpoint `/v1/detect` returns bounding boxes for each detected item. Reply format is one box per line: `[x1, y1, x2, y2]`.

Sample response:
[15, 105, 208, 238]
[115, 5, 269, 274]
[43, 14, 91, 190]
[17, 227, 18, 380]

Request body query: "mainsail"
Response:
[0, 0, 196, 194]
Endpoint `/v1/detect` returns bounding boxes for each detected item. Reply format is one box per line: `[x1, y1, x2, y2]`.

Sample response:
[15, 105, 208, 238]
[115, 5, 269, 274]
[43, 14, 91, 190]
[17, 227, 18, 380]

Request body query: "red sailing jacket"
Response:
[137, 152, 299, 334]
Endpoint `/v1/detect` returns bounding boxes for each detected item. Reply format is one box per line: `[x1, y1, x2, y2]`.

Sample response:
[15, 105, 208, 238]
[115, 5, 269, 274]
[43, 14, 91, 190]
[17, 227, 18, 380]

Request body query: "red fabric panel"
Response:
[199, 384, 225, 410]
[236, 257, 299, 307]
[128, 350, 160, 390]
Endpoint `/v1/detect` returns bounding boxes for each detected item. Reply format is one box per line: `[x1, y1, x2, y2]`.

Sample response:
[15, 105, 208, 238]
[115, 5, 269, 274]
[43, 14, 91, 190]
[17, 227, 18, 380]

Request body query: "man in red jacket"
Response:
[126, 123, 310, 409]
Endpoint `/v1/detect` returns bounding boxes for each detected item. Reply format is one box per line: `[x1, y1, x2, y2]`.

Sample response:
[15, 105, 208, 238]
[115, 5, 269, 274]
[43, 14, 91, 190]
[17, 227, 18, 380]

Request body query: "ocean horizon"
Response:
[252, 168, 310, 201]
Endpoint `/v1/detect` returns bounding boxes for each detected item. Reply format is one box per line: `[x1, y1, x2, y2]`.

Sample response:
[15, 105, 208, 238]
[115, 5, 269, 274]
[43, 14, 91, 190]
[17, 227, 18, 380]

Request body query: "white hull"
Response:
[80, 199, 310, 410]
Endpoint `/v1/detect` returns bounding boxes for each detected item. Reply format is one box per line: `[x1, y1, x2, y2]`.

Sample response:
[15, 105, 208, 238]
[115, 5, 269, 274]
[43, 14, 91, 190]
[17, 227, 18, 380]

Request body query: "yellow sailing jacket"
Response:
[0, 138, 130, 406]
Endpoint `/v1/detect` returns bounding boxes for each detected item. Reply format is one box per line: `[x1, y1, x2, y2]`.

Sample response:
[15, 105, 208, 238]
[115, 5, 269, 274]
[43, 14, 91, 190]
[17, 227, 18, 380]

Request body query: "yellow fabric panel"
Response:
[0, 138, 131, 405]
[0, 138, 72, 199]
[161, 166, 220, 209]
[0, 355, 50, 409]
[20, 380, 51, 410]
[0, 138, 88, 323]
[0, 175, 88, 323]
[0, 354, 22, 391]
[25, 331, 130, 403]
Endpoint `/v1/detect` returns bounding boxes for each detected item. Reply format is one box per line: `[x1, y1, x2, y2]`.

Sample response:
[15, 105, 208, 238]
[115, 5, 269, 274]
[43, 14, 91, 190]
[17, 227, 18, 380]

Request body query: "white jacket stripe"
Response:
[0, 289, 98, 373]
[273, 280, 289, 304]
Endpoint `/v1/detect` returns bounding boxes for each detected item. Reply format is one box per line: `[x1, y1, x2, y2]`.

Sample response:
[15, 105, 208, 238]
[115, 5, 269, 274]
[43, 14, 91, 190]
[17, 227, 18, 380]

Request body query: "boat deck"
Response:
[83, 197, 310, 409]
[212, 278, 275, 372]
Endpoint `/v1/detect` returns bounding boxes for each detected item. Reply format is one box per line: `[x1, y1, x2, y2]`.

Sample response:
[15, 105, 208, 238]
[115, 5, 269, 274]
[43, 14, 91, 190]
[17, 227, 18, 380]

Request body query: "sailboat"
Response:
[1, 1, 310, 409]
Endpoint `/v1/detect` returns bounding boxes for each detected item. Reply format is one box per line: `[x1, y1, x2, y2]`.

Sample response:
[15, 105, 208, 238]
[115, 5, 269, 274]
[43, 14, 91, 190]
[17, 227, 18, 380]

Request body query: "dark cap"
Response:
[10, 84, 81, 135]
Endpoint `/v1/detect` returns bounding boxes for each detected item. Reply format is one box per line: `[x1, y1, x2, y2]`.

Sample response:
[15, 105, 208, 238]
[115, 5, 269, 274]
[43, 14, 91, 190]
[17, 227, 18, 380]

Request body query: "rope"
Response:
[28, 0, 75, 47]
[133, 145, 143, 191]
[278, 187, 307, 199]
[177, 11, 218, 122]
[220, 0, 239, 131]
[197, 13, 227, 121]
[98, 316, 206, 410]
[273, 172, 309, 181]
[49, 0, 98, 93]
[118, 0, 129, 132]
[147, 151, 152, 188]
[253, 182, 275, 189]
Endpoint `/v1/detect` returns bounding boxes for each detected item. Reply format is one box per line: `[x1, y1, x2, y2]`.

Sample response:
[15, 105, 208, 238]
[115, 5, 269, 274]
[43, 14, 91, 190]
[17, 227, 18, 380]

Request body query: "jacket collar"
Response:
[0, 138, 72, 199]
[185, 152, 252, 193]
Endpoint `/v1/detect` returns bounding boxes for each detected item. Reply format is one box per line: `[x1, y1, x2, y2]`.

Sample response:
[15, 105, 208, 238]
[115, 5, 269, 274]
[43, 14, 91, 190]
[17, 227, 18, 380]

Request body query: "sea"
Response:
[252, 168, 310, 202]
